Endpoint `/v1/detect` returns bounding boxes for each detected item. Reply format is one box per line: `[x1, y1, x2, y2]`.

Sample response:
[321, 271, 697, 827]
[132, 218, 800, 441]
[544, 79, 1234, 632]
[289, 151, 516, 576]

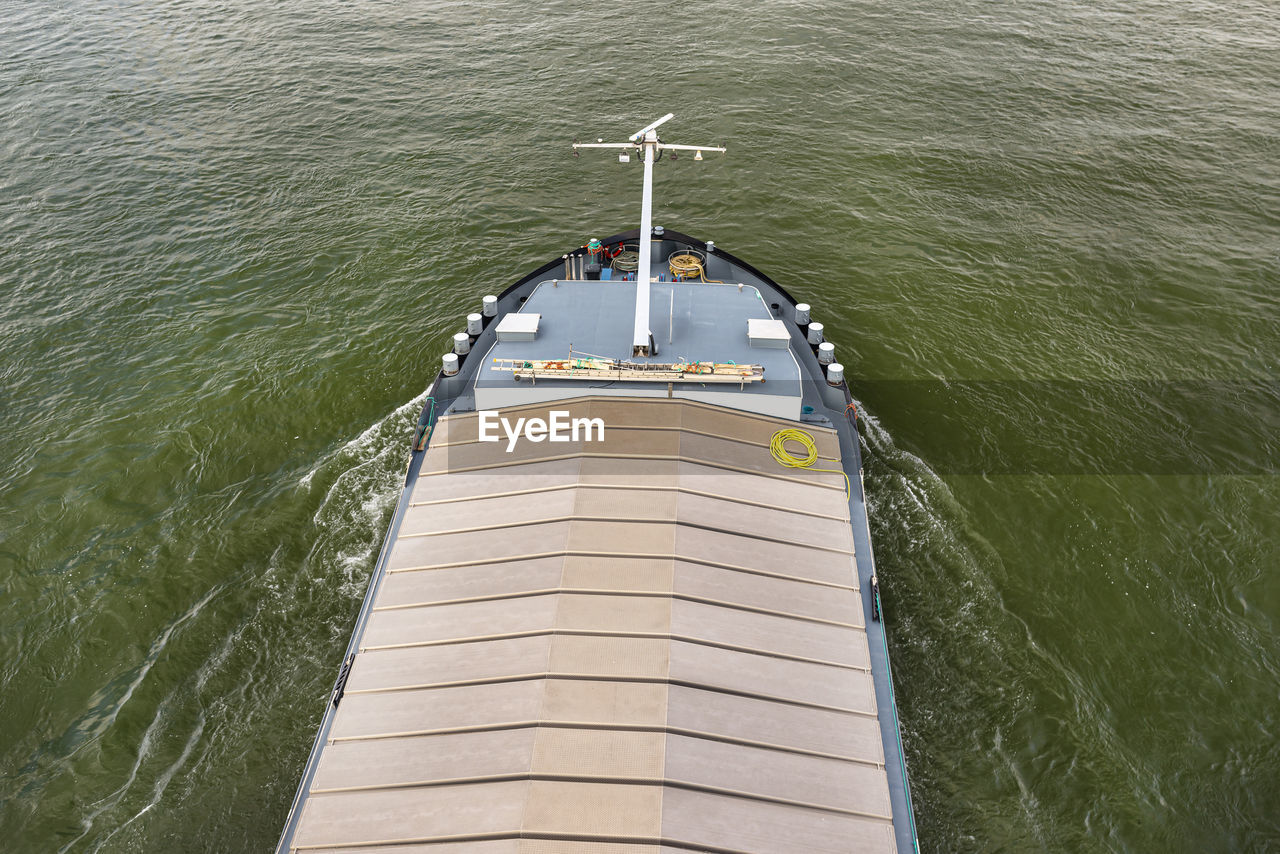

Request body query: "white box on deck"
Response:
[496, 312, 540, 342]
[747, 317, 790, 349]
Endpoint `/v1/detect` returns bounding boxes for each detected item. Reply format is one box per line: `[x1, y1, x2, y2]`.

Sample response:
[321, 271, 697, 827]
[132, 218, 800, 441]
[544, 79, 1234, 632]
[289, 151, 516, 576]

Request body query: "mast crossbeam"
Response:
[572, 114, 726, 357]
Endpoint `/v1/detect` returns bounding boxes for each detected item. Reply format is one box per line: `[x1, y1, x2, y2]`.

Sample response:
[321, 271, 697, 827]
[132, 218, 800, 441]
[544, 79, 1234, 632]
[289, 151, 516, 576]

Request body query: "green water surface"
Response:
[1, 1, 1277, 851]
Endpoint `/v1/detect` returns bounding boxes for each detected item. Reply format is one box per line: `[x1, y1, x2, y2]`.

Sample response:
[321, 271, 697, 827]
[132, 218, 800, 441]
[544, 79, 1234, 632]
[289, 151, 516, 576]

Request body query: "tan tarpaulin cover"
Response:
[289, 397, 897, 853]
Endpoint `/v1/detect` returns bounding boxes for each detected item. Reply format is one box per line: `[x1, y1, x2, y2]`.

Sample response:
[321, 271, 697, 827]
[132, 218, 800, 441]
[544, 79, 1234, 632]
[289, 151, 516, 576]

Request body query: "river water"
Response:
[1, 1, 1276, 851]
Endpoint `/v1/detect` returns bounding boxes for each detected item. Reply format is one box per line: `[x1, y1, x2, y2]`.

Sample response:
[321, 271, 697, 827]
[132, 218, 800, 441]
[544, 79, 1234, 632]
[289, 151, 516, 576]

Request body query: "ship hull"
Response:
[276, 231, 918, 853]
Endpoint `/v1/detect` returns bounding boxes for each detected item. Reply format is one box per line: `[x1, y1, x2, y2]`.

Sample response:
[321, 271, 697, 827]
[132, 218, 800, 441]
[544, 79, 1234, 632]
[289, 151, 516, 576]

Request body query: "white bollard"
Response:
[453, 332, 470, 355]
[807, 322, 824, 345]
[441, 353, 459, 376]
[482, 295, 498, 317]
[826, 362, 844, 386]
[795, 303, 811, 325]
[818, 342, 835, 365]
[466, 313, 483, 336]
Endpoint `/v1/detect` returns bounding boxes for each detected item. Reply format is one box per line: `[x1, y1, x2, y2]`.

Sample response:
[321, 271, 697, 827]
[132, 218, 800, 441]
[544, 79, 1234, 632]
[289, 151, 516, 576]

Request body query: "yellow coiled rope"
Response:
[668, 251, 723, 283]
[769, 428, 851, 499]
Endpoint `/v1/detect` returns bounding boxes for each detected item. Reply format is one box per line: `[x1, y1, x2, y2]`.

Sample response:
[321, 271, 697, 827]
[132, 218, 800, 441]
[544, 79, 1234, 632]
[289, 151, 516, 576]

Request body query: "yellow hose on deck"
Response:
[769, 428, 851, 499]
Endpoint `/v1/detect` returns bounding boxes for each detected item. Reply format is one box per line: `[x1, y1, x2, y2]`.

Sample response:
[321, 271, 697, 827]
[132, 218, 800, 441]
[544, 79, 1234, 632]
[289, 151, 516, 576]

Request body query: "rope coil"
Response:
[610, 243, 640, 272]
[769, 428, 850, 499]
[667, 249, 723, 283]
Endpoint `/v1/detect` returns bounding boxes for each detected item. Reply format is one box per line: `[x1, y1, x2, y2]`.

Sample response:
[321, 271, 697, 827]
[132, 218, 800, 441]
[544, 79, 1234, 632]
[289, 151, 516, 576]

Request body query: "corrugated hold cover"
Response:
[288, 397, 897, 854]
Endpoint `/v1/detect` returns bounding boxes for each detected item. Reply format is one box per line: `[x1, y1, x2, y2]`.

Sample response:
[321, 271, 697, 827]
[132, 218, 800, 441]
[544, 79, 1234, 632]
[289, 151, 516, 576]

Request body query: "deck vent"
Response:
[496, 312, 541, 342]
[747, 317, 790, 349]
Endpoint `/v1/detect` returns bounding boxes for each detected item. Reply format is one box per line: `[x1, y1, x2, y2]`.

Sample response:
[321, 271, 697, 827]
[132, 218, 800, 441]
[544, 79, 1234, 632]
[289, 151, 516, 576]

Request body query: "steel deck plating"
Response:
[474, 279, 803, 420]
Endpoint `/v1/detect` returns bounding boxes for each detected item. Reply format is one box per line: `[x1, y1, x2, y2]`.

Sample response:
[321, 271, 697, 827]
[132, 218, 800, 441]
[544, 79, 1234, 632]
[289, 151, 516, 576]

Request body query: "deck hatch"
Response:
[495, 311, 541, 341]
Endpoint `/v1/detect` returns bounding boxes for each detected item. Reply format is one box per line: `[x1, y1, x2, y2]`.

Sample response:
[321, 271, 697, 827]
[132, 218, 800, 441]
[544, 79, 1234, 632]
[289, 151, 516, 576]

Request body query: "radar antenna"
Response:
[574, 115, 726, 356]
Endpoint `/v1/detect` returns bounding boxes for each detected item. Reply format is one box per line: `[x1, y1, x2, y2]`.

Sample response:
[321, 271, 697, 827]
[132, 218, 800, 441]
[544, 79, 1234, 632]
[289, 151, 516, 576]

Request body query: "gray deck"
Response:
[473, 280, 803, 420]
[287, 397, 898, 853]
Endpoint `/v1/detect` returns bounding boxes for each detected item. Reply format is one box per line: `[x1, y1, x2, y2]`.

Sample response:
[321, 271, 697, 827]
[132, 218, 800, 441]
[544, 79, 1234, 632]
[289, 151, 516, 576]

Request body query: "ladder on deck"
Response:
[491, 357, 764, 386]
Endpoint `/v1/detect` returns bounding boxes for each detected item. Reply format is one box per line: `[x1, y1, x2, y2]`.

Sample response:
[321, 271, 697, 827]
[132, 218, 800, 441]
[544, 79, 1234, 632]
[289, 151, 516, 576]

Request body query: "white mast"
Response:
[574, 115, 725, 356]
